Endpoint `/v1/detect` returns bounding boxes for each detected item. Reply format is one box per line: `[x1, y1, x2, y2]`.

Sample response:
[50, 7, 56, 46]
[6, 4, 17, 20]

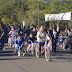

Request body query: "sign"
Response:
[23, 21, 25, 26]
[45, 12, 71, 21]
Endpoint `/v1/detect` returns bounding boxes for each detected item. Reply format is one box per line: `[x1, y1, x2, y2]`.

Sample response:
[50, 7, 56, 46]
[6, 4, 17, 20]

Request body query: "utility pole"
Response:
[38, 0, 39, 26]
[21, 0, 23, 28]
[22, 0, 23, 15]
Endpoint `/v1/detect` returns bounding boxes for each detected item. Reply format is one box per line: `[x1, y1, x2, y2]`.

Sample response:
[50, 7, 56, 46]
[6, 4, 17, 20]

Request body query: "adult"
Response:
[26, 27, 30, 36]
[70, 28, 72, 51]
[65, 25, 68, 33]
[53, 28, 57, 38]
[37, 26, 50, 58]
[7, 25, 11, 33]
[0, 22, 5, 51]
[52, 28, 57, 52]
[23, 26, 26, 33]
[49, 27, 53, 37]
[18, 26, 22, 33]
[4, 25, 7, 43]
[67, 29, 71, 37]
[57, 26, 60, 39]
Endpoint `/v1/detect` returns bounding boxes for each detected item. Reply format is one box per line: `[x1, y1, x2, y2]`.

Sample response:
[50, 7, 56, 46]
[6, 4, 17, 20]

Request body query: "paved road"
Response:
[0, 44, 72, 72]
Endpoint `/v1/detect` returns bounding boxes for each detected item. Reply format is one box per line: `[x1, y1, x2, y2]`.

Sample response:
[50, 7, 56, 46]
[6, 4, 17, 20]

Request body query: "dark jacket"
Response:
[15, 39, 23, 46]
[49, 30, 53, 37]
[0, 28, 5, 41]
[31, 31, 37, 38]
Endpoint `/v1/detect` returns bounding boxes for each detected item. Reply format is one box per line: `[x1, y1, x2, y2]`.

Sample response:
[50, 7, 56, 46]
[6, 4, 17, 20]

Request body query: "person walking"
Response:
[49, 27, 53, 37]
[8, 25, 17, 46]
[67, 29, 71, 37]
[0, 22, 5, 51]
[70, 28, 72, 52]
[52, 28, 57, 52]
[26, 27, 30, 36]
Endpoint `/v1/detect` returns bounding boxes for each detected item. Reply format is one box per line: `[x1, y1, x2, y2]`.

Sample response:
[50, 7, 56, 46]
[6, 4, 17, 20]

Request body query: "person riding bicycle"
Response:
[37, 26, 50, 58]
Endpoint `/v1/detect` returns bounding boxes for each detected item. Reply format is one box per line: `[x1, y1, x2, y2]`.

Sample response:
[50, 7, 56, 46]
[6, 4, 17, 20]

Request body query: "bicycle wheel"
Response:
[36, 44, 39, 58]
[31, 50, 34, 55]
[31, 43, 34, 55]
[45, 47, 50, 61]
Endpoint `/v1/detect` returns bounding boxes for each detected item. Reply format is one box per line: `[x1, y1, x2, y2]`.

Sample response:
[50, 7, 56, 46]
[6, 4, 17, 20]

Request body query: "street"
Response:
[0, 0, 72, 72]
[0, 43, 72, 72]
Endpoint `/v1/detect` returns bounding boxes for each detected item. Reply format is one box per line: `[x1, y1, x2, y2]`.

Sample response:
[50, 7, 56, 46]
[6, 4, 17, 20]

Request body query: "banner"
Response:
[45, 12, 71, 21]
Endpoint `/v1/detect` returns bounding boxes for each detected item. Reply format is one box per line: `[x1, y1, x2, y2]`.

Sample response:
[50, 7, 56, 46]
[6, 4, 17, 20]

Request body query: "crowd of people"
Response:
[0, 22, 72, 57]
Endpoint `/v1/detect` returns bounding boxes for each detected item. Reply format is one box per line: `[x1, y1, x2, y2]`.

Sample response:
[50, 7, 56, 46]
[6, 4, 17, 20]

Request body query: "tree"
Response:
[0, 0, 72, 27]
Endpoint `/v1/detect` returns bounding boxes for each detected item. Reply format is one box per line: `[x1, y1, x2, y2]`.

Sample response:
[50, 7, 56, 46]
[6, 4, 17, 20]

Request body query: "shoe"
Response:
[39, 53, 42, 58]
[39, 55, 42, 58]
[64, 49, 66, 51]
[3, 48, 5, 50]
[0, 49, 4, 53]
[14, 49, 18, 53]
[21, 50, 24, 54]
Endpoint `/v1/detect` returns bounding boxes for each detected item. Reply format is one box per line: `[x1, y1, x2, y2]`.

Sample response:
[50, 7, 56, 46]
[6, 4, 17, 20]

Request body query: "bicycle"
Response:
[35, 40, 51, 61]
[27, 41, 35, 55]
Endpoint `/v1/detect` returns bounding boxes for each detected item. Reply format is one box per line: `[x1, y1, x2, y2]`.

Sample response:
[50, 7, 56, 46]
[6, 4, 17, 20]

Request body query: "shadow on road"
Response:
[0, 50, 72, 62]
[0, 57, 35, 61]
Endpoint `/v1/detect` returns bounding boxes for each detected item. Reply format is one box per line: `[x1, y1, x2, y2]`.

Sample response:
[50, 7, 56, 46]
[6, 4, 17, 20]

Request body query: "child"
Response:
[58, 34, 64, 47]
[27, 34, 34, 44]
[23, 33, 29, 45]
[20, 30, 24, 39]
[14, 35, 24, 53]
[16, 31, 19, 39]
[24, 33, 29, 39]
[27, 34, 34, 51]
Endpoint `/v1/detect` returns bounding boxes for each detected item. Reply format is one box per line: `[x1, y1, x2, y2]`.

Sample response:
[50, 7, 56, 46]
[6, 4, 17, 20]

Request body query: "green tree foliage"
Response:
[0, 0, 72, 27]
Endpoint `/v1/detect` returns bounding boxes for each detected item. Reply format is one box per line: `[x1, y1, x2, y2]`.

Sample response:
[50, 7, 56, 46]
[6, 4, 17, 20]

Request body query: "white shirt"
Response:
[37, 31, 50, 42]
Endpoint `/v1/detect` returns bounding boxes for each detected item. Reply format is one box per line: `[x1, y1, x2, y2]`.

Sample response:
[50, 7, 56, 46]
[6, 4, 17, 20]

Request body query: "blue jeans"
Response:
[15, 44, 23, 49]
[0, 40, 4, 50]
